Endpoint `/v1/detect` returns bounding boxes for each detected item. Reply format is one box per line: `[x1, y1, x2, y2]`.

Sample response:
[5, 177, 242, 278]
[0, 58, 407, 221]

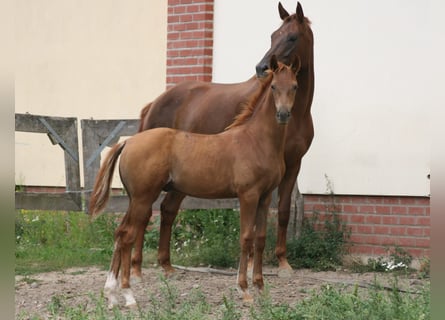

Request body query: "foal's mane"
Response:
[225, 62, 289, 130]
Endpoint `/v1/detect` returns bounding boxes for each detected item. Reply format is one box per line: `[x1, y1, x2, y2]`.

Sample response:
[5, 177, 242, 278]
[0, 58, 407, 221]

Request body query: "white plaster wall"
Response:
[15, 0, 167, 186]
[213, 0, 444, 196]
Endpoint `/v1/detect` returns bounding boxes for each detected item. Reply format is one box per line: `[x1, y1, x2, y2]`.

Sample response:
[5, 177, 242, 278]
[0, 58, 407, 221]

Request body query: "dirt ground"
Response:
[15, 265, 427, 319]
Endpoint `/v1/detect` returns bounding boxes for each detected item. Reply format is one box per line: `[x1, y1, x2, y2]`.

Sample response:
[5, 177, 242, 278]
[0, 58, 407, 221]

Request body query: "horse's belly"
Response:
[172, 172, 237, 199]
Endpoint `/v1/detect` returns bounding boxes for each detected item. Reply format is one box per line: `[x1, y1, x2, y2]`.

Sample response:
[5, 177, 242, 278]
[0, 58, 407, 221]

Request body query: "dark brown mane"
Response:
[225, 62, 292, 130]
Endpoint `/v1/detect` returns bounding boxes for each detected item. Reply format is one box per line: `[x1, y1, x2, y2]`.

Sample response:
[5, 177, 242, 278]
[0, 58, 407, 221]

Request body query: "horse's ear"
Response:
[270, 55, 279, 72]
[296, 2, 305, 24]
[278, 2, 289, 20]
[292, 57, 301, 74]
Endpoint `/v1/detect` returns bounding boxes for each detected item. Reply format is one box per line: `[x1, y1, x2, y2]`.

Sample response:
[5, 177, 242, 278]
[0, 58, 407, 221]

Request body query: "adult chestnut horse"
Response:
[89, 57, 300, 307]
[134, 2, 314, 279]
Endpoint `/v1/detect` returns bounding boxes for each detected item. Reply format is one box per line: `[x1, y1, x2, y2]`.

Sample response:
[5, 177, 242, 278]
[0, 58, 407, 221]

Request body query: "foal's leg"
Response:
[130, 210, 152, 284]
[237, 193, 259, 303]
[276, 165, 300, 277]
[158, 191, 186, 275]
[105, 199, 153, 308]
[252, 194, 272, 291]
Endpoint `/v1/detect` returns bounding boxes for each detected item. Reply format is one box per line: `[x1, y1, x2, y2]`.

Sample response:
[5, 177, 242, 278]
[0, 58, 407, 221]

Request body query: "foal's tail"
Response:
[88, 141, 126, 218]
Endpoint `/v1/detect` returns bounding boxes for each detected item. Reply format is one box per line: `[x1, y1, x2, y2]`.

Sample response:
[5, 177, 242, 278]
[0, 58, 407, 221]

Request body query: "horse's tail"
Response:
[89, 141, 126, 218]
[138, 102, 152, 132]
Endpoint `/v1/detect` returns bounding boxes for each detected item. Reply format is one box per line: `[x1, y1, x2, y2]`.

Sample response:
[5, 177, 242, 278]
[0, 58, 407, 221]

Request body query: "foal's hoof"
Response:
[124, 302, 138, 310]
[242, 292, 254, 304]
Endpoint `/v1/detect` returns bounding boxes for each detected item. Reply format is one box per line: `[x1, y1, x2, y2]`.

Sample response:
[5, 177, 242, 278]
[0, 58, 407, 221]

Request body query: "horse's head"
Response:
[256, 2, 313, 77]
[270, 55, 300, 124]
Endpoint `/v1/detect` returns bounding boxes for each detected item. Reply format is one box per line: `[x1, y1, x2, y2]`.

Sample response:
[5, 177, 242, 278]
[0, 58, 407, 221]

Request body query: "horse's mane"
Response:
[285, 14, 311, 26]
[225, 62, 289, 130]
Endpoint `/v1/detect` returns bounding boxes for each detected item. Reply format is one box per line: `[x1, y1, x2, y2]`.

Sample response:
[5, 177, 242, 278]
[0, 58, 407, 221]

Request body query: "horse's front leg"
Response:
[252, 193, 272, 291]
[237, 193, 259, 303]
[276, 165, 300, 277]
[158, 191, 186, 275]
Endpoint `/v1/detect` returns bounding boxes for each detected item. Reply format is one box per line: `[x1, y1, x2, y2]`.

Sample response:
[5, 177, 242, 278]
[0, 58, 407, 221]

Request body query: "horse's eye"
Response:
[287, 34, 298, 42]
[271, 85, 276, 91]
[293, 84, 298, 91]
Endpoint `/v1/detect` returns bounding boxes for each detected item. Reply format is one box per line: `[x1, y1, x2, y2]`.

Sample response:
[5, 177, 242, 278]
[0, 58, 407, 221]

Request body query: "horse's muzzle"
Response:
[256, 62, 269, 78]
[276, 110, 291, 124]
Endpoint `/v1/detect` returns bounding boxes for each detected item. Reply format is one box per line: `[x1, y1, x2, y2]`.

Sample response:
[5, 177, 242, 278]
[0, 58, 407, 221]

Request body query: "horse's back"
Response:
[140, 77, 258, 133]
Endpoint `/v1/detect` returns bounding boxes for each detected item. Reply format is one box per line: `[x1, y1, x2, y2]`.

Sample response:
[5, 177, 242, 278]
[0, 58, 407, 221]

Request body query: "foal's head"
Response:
[269, 55, 300, 124]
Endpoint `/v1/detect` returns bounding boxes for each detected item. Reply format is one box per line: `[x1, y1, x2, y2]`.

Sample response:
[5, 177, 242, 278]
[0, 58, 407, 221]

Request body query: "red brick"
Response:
[351, 196, 368, 204]
[415, 197, 430, 205]
[408, 207, 425, 215]
[381, 236, 396, 246]
[356, 225, 373, 234]
[383, 197, 400, 205]
[391, 206, 407, 214]
[390, 226, 406, 236]
[406, 227, 424, 237]
[415, 238, 430, 248]
[397, 237, 416, 247]
[382, 216, 398, 225]
[416, 217, 431, 226]
[375, 205, 391, 214]
[373, 226, 389, 234]
[359, 205, 376, 213]
[349, 245, 374, 255]
[399, 216, 416, 225]
[350, 214, 365, 223]
[365, 215, 381, 224]
[400, 197, 416, 205]
[343, 205, 358, 213]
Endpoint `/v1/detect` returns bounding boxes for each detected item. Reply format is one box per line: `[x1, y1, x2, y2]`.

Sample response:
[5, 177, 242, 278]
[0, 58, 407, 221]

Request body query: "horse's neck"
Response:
[294, 61, 314, 118]
[246, 91, 287, 154]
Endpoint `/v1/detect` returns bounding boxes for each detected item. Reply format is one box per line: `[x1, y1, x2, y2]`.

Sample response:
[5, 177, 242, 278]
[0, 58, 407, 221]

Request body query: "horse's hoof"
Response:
[130, 276, 142, 285]
[277, 267, 293, 278]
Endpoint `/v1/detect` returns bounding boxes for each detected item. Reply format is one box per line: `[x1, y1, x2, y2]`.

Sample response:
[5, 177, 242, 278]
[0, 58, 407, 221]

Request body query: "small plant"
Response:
[355, 246, 414, 273]
[286, 209, 350, 271]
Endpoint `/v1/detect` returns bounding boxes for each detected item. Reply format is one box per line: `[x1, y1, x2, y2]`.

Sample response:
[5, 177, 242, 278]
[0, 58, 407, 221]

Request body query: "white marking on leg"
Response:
[104, 272, 119, 308]
[122, 288, 137, 307]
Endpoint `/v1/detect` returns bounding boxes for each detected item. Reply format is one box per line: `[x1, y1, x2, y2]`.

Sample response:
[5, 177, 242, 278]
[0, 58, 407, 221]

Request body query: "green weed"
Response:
[15, 210, 117, 275]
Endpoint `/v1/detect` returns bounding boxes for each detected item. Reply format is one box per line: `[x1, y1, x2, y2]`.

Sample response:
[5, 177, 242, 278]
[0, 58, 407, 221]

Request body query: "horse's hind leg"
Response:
[276, 166, 300, 277]
[158, 191, 186, 275]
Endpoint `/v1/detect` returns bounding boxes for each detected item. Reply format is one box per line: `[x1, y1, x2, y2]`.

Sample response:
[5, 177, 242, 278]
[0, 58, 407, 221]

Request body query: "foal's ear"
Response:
[292, 57, 301, 75]
[278, 2, 290, 20]
[270, 55, 279, 72]
[296, 2, 305, 24]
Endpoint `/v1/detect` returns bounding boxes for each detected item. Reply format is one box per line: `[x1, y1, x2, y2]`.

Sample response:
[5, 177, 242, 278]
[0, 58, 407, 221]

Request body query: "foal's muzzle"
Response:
[276, 110, 291, 124]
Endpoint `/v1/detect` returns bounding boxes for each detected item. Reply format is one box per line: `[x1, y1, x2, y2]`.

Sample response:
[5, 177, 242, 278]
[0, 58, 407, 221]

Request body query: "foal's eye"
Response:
[271, 85, 276, 91]
[293, 84, 298, 91]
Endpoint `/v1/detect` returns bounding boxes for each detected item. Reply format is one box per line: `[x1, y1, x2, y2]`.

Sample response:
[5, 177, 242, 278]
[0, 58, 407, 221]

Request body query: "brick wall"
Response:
[166, 0, 214, 88]
[303, 194, 430, 258]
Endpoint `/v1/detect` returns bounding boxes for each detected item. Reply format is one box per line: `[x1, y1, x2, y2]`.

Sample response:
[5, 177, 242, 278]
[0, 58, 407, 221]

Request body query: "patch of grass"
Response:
[145, 209, 241, 268]
[15, 210, 118, 275]
[249, 278, 430, 320]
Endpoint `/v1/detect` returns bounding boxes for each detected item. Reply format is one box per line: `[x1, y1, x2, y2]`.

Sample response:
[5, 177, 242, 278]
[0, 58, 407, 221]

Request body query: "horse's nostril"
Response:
[256, 64, 268, 77]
